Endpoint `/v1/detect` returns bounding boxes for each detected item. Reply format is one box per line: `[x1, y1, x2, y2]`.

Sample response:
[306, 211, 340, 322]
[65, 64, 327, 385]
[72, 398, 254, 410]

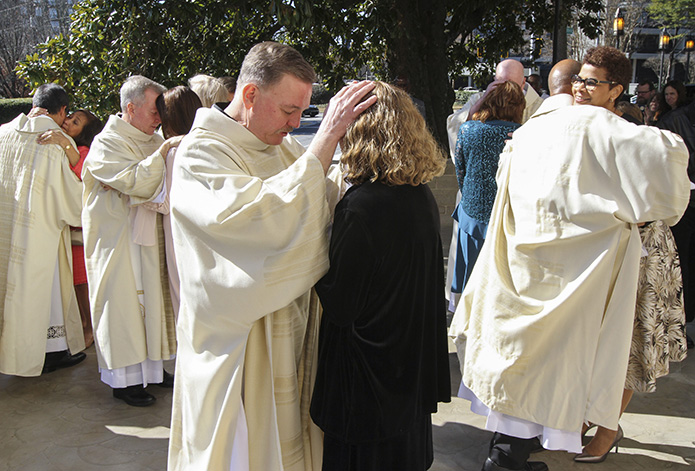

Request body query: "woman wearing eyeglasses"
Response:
[571, 49, 639, 124]
[571, 46, 688, 464]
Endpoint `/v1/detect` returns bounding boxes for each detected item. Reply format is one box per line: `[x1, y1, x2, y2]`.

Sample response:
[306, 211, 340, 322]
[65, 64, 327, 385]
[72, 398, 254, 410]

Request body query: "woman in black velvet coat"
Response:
[310, 81, 452, 471]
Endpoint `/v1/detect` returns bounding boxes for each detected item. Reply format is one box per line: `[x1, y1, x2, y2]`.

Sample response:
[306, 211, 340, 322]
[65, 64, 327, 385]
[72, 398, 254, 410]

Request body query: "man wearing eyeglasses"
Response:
[635, 80, 656, 107]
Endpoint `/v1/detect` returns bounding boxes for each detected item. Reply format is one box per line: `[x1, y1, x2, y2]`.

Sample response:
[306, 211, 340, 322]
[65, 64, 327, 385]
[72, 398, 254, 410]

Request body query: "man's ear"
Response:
[126, 101, 135, 117]
[241, 83, 259, 110]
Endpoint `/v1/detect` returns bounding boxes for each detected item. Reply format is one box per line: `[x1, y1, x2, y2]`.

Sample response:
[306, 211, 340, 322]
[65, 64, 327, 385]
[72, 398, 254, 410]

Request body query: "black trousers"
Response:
[488, 432, 536, 469]
[671, 204, 695, 323]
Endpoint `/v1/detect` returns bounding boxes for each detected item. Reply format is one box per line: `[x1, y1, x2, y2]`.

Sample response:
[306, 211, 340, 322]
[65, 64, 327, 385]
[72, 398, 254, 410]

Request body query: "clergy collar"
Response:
[107, 113, 162, 143]
[213, 103, 233, 119]
[15, 113, 62, 134]
[194, 106, 273, 152]
[529, 94, 573, 120]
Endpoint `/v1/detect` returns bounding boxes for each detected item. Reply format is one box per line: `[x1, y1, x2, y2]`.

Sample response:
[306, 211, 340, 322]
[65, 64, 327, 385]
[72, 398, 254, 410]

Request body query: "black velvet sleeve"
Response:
[315, 208, 376, 327]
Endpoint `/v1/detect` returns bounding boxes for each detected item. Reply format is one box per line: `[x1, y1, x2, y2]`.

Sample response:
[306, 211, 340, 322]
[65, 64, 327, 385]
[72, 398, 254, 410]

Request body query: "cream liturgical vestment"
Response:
[168, 107, 340, 471]
[82, 115, 175, 371]
[0, 114, 84, 376]
[449, 104, 690, 437]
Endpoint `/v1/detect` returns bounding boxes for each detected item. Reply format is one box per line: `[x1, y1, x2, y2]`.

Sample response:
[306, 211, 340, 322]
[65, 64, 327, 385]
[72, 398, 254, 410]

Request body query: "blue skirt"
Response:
[451, 203, 487, 293]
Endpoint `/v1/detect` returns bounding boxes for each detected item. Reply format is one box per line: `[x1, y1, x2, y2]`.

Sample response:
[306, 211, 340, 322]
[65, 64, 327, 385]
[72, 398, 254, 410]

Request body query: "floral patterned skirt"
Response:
[626, 220, 688, 393]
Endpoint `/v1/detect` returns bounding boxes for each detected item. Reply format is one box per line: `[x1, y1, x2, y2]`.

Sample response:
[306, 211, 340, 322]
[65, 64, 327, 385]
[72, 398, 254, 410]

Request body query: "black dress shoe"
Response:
[113, 385, 156, 407]
[42, 350, 87, 374]
[482, 458, 549, 471]
[152, 369, 174, 388]
[529, 436, 544, 454]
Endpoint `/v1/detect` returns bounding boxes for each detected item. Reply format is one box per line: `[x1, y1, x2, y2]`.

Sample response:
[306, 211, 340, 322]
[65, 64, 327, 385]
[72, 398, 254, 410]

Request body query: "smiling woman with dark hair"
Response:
[572, 45, 688, 465]
[310, 81, 451, 471]
[36, 108, 104, 348]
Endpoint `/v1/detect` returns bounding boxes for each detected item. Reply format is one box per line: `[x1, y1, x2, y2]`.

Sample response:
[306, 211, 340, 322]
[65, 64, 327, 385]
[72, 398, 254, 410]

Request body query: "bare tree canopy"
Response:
[0, 0, 74, 98]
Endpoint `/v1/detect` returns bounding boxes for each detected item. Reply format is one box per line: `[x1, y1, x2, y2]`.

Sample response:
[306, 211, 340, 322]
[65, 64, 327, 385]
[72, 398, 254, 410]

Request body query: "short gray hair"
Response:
[120, 75, 166, 113]
[237, 42, 316, 90]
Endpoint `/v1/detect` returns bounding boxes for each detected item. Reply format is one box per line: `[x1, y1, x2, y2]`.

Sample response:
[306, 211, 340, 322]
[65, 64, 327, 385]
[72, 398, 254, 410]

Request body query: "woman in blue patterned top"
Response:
[451, 81, 524, 294]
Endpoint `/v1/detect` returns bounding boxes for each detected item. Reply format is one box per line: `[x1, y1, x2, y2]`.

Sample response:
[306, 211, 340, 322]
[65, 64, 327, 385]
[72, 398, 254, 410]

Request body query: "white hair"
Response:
[188, 74, 229, 108]
[120, 75, 166, 113]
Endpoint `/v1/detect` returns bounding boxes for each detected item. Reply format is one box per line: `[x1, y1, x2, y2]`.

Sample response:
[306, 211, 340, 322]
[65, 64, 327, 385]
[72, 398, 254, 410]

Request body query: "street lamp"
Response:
[613, 8, 625, 50]
[685, 37, 694, 83]
[530, 36, 543, 62]
[659, 29, 672, 90]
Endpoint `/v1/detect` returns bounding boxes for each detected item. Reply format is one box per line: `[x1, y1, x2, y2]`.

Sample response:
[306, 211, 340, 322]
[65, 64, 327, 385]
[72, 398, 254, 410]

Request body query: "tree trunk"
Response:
[386, 0, 452, 151]
[553, 0, 568, 63]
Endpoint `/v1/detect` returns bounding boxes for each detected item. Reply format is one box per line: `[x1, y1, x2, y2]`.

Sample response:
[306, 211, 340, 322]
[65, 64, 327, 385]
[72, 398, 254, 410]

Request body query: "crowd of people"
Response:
[0, 41, 693, 471]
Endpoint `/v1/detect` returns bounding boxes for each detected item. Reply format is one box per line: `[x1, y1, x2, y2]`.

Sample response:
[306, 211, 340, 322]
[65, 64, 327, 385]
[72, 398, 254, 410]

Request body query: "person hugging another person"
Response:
[451, 81, 524, 296]
[37, 109, 103, 347]
[0, 84, 86, 377]
[82, 75, 177, 407]
[571, 45, 689, 463]
[310, 81, 451, 471]
[449, 44, 690, 471]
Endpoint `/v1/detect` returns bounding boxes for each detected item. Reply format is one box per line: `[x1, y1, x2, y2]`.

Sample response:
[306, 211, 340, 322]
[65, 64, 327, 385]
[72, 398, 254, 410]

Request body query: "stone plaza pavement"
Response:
[1, 324, 694, 471]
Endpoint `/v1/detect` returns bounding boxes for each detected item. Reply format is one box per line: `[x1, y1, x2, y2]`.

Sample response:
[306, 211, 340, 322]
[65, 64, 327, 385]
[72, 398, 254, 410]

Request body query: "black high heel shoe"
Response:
[574, 425, 623, 463]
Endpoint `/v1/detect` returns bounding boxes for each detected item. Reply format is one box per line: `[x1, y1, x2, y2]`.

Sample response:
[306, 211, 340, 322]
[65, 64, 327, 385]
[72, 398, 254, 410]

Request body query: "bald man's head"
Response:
[495, 59, 525, 88]
[548, 59, 582, 96]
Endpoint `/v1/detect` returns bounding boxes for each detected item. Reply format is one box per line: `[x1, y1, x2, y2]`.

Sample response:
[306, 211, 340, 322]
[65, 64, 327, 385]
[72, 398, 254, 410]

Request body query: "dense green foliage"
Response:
[0, 98, 32, 124]
[454, 90, 480, 106]
[277, 0, 602, 144]
[648, 0, 695, 32]
[17, 0, 604, 147]
[18, 0, 281, 117]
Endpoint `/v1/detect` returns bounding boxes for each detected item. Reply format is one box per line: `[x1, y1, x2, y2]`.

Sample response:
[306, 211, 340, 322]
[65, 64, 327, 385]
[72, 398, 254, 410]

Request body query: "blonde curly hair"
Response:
[341, 81, 446, 186]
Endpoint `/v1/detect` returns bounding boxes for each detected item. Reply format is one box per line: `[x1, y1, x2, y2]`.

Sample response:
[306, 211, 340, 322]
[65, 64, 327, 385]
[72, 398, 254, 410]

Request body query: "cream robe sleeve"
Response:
[599, 121, 690, 226]
[86, 131, 165, 204]
[508, 106, 690, 225]
[172, 131, 331, 329]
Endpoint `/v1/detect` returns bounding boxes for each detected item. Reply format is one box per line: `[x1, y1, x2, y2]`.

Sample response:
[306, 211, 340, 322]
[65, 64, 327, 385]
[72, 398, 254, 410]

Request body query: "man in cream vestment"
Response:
[0, 84, 85, 377]
[82, 76, 176, 407]
[168, 42, 376, 471]
[449, 103, 690, 470]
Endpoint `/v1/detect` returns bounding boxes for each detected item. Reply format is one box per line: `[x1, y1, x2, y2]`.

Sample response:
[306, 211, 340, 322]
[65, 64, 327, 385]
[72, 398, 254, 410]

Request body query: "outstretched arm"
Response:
[308, 80, 377, 174]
